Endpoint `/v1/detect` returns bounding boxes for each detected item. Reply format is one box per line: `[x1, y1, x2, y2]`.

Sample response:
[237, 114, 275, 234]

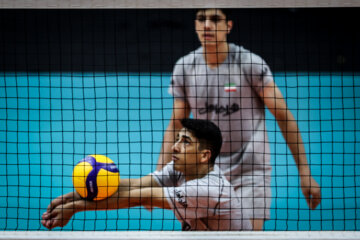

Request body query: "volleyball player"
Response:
[42, 119, 252, 231]
[156, 9, 321, 230]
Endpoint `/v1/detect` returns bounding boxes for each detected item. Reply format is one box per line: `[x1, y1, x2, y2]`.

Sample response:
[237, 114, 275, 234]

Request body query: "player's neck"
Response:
[202, 42, 229, 69]
[184, 165, 213, 182]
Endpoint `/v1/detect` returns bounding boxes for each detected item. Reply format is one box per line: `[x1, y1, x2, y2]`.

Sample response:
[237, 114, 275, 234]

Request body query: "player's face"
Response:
[195, 9, 233, 47]
[171, 128, 203, 174]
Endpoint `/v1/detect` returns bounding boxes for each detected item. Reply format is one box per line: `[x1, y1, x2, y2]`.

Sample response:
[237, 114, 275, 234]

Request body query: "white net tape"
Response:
[1, 231, 360, 240]
[0, 0, 360, 8]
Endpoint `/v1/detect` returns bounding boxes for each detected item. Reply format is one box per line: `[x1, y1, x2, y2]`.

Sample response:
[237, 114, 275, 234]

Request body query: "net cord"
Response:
[0, 0, 360, 8]
[1, 231, 360, 240]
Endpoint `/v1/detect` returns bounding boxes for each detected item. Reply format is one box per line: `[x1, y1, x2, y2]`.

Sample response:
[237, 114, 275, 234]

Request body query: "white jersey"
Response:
[168, 44, 273, 219]
[151, 162, 252, 231]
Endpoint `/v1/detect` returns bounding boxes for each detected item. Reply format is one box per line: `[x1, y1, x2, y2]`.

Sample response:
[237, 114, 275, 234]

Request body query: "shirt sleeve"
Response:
[168, 58, 186, 100]
[163, 178, 223, 220]
[150, 162, 183, 187]
[245, 53, 274, 94]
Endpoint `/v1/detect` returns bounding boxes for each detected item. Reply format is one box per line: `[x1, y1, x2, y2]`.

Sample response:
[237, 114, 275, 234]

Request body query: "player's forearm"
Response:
[277, 114, 311, 176]
[156, 100, 190, 171]
[156, 125, 177, 170]
[73, 188, 166, 212]
[72, 189, 141, 213]
[262, 82, 312, 177]
[118, 178, 142, 191]
[118, 175, 158, 192]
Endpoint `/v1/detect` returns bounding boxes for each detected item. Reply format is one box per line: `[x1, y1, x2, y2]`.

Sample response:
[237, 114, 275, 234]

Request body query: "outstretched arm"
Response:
[156, 99, 190, 171]
[259, 81, 321, 209]
[42, 175, 169, 229]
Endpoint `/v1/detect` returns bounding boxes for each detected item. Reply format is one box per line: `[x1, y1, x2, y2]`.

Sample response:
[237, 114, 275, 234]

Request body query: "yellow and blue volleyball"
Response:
[72, 155, 120, 201]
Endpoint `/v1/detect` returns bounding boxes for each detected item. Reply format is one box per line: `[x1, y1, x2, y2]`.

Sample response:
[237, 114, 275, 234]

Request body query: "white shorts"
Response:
[233, 176, 272, 220]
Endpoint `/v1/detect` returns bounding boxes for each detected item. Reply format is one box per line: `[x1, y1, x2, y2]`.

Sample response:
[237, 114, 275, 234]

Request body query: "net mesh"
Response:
[0, 7, 359, 232]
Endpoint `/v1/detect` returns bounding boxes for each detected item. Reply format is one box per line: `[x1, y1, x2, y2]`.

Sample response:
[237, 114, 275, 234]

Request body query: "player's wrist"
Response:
[72, 200, 91, 213]
[298, 165, 311, 176]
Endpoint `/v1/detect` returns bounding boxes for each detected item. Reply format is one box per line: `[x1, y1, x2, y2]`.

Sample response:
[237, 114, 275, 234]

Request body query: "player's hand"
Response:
[45, 191, 82, 214]
[41, 191, 82, 229]
[300, 175, 321, 209]
[41, 201, 79, 229]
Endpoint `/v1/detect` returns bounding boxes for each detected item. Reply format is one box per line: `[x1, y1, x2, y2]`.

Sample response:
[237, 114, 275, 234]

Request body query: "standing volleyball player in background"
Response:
[156, 9, 321, 230]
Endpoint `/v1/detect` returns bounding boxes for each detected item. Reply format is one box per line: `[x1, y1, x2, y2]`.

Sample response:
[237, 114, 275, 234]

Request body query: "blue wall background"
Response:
[0, 72, 359, 231]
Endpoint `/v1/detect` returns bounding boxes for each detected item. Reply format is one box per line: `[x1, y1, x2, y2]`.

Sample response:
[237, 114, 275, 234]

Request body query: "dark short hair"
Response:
[195, 8, 233, 21]
[181, 118, 223, 165]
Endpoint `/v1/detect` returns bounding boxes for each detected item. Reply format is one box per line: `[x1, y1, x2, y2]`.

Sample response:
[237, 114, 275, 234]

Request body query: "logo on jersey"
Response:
[224, 83, 237, 92]
[175, 189, 187, 208]
[198, 102, 240, 116]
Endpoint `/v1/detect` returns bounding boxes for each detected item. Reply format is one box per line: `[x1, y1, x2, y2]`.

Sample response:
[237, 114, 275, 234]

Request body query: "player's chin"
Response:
[202, 40, 218, 46]
[173, 163, 184, 173]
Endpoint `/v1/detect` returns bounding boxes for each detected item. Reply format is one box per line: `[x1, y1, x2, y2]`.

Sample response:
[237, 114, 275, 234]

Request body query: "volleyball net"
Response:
[0, 1, 360, 239]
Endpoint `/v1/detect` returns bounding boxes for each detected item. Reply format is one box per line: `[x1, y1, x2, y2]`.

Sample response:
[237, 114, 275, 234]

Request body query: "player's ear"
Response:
[200, 149, 212, 163]
[227, 20, 233, 34]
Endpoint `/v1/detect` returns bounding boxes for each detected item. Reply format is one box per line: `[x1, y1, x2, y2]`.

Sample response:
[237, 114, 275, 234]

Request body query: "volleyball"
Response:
[72, 155, 120, 201]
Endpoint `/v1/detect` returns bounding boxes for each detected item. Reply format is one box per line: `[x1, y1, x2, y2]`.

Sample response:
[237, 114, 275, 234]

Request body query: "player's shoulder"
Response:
[192, 169, 229, 190]
[151, 161, 184, 186]
[231, 44, 265, 65]
[183, 174, 224, 199]
[174, 46, 202, 66]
